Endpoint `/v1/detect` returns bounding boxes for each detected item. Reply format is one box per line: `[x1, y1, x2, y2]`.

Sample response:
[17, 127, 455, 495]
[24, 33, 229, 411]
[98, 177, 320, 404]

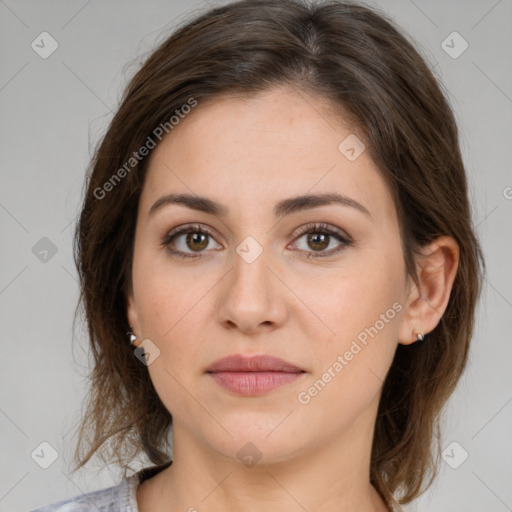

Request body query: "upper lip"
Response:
[206, 354, 305, 373]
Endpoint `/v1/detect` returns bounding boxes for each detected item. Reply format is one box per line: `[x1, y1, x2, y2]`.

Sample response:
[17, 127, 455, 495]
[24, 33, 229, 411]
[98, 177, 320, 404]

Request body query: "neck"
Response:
[138, 402, 391, 512]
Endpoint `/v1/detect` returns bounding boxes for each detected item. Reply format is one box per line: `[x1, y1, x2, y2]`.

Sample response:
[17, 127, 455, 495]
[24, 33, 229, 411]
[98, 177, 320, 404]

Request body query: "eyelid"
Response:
[291, 222, 351, 241]
[161, 223, 221, 249]
[287, 222, 353, 258]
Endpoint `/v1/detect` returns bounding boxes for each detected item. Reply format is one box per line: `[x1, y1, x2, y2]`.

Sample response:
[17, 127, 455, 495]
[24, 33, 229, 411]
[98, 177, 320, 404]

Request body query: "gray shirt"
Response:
[29, 462, 172, 512]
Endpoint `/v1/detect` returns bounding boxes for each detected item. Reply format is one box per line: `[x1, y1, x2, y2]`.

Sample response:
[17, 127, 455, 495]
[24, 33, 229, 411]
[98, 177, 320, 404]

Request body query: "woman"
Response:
[31, 0, 485, 510]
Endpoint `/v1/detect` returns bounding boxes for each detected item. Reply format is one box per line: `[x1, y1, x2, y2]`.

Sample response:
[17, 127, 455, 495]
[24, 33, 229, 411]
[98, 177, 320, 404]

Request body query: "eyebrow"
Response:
[148, 192, 372, 220]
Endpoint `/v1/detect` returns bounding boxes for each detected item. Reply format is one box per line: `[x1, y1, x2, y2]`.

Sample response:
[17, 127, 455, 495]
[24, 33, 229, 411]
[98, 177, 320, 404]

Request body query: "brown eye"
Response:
[305, 232, 330, 252]
[291, 223, 353, 258]
[185, 232, 209, 252]
[162, 224, 221, 259]
[162, 222, 353, 260]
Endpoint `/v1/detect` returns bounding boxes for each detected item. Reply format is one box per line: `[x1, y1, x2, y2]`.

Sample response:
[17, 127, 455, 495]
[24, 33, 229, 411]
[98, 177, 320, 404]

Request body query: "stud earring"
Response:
[416, 333, 425, 342]
[127, 326, 138, 347]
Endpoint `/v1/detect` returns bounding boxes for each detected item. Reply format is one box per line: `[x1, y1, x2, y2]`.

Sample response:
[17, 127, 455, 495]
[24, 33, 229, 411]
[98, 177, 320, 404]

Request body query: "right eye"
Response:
[161, 224, 222, 259]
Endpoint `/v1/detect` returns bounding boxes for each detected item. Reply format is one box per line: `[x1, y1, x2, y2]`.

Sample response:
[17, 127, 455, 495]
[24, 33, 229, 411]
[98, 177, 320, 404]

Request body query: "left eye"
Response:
[293, 231, 342, 253]
[161, 223, 353, 259]
[289, 223, 353, 258]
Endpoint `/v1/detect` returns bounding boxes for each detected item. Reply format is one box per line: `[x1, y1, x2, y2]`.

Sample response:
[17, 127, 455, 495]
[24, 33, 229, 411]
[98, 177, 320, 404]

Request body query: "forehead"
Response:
[140, 86, 397, 223]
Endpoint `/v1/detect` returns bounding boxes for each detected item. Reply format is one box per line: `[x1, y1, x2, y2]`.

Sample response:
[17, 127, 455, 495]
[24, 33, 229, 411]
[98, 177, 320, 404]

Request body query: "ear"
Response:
[126, 286, 142, 348]
[397, 235, 459, 345]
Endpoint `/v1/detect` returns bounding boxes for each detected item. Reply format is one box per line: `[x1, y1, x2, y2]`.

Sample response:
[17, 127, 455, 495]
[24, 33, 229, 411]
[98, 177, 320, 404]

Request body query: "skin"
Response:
[126, 85, 459, 512]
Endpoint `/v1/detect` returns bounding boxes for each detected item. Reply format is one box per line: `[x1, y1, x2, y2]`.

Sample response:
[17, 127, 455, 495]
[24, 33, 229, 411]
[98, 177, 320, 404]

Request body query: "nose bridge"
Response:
[217, 234, 286, 331]
[230, 236, 273, 303]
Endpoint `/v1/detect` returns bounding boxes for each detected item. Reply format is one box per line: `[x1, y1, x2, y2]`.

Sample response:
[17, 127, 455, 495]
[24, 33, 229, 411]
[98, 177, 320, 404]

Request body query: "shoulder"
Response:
[29, 473, 140, 512]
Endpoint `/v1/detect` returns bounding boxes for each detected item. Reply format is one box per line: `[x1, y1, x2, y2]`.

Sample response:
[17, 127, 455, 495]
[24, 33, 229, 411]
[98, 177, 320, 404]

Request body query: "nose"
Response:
[217, 242, 288, 334]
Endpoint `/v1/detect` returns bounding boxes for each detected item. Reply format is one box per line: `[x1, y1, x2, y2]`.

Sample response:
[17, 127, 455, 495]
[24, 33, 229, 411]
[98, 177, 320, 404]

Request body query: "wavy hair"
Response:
[71, 1, 485, 509]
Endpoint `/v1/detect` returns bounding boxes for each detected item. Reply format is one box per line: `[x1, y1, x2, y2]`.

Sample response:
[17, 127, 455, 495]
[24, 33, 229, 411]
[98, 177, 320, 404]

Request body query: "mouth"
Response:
[205, 354, 306, 396]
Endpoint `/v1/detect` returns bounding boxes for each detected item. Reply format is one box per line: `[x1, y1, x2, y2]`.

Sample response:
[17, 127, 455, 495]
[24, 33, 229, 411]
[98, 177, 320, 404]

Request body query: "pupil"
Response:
[308, 233, 329, 251]
[187, 232, 208, 251]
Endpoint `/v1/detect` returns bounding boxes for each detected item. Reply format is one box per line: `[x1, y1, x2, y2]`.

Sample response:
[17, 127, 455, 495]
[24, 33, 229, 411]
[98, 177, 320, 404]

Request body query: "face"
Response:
[127, 86, 414, 465]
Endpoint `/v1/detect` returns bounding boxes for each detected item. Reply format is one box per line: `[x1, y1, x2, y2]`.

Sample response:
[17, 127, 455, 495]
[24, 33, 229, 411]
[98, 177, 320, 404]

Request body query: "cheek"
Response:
[302, 250, 404, 409]
[134, 270, 208, 416]
[132, 254, 205, 383]
[134, 242, 199, 336]
[322, 251, 404, 345]
[297, 288, 400, 434]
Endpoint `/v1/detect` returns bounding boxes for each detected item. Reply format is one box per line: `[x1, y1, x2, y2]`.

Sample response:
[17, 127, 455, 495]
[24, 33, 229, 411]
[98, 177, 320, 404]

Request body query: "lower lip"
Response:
[208, 371, 305, 396]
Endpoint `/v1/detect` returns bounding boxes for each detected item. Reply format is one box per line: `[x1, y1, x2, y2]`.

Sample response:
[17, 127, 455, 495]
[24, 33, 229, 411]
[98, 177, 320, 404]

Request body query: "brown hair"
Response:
[71, 0, 485, 509]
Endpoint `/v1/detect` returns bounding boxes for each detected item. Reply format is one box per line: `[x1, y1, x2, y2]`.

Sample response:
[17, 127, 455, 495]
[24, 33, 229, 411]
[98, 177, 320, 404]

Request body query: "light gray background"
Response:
[1, 0, 511, 511]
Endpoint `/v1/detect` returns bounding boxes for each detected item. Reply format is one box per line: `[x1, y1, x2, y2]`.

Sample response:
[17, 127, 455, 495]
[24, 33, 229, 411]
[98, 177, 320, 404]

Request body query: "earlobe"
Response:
[398, 236, 460, 346]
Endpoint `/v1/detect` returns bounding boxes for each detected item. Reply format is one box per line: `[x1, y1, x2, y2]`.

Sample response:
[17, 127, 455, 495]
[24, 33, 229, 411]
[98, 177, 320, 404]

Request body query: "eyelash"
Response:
[161, 222, 353, 260]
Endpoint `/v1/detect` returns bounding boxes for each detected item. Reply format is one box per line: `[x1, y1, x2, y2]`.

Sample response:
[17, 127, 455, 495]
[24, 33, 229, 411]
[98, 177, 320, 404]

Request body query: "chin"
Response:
[202, 423, 308, 467]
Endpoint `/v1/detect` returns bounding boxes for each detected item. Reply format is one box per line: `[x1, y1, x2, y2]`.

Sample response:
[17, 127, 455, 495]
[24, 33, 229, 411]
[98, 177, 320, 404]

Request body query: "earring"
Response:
[127, 327, 138, 347]
[416, 333, 425, 342]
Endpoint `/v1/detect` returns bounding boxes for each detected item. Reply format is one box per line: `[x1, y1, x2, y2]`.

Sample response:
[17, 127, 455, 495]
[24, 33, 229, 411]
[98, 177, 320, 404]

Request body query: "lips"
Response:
[205, 354, 304, 373]
[206, 354, 306, 396]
